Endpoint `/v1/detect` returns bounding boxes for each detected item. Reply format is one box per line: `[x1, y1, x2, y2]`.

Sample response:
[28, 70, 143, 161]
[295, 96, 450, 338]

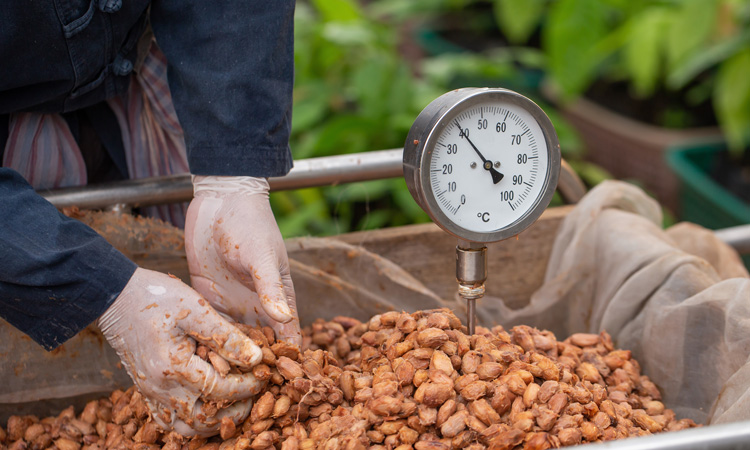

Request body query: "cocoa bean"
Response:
[558, 427, 582, 446]
[435, 400, 457, 428]
[23, 424, 45, 443]
[208, 352, 231, 377]
[461, 381, 489, 401]
[417, 329, 449, 349]
[470, 399, 501, 426]
[439, 410, 467, 438]
[12, 312, 696, 450]
[568, 333, 599, 347]
[476, 362, 503, 380]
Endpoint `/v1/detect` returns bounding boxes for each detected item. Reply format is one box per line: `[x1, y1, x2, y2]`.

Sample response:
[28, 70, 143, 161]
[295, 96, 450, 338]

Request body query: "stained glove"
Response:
[98, 268, 263, 436]
[185, 176, 301, 346]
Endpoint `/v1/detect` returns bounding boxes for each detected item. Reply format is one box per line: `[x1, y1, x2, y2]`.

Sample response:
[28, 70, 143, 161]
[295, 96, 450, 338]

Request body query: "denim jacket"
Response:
[1, 0, 295, 176]
[0, 0, 295, 349]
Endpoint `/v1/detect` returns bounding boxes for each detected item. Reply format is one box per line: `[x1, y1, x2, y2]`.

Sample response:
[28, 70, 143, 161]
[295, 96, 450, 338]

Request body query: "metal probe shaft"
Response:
[456, 243, 487, 335]
[467, 298, 476, 336]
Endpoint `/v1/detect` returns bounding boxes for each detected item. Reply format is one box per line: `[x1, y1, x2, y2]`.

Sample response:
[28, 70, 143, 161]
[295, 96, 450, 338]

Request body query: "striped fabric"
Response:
[3, 114, 87, 190]
[3, 41, 189, 227]
[108, 43, 190, 227]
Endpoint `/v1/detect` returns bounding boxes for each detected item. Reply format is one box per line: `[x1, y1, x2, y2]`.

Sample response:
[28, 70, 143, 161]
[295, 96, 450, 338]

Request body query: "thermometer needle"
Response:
[455, 120, 504, 184]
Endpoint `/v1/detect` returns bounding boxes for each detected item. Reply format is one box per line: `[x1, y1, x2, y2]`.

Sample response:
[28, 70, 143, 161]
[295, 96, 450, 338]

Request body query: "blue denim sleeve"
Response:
[150, 1, 295, 177]
[0, 169, 137, 350]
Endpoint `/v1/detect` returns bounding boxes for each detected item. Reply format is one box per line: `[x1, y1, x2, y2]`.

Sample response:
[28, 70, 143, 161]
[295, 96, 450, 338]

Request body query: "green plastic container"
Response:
[667, 140, 750, 227]
[666, 140, 750, 267]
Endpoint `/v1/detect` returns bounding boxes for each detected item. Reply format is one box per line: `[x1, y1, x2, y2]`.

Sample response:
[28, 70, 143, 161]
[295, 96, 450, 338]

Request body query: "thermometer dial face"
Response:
[404, 88, 560, 243]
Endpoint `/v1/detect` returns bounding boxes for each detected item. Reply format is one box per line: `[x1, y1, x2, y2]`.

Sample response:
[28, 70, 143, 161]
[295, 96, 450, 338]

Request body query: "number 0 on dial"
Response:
[403, 88, 561, 243]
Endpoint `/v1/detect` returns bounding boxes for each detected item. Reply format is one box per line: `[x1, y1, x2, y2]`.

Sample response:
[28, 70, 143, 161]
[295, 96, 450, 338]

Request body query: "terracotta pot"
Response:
[547, 90, 721, 213]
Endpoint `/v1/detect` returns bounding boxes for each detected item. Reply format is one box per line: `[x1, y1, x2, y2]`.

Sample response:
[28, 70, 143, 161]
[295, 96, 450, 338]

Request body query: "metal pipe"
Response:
[39, 149, 405, 209]
[574, 420, 750, 450]
[39, 174, 192, 210]
[37, 149, 750, 253]
[40, 149, 586, 209]
[714, 225, 750, 255]
[456, 242, 487, 335]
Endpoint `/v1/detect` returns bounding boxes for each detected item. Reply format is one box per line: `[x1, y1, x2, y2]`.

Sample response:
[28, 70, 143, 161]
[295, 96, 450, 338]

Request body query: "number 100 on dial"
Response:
[403, 88, 561, 243]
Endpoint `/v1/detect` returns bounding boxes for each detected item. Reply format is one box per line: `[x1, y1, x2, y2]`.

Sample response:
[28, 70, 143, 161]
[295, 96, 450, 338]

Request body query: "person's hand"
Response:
[98, 268, 263, 436]
[185, 176, 301, 346]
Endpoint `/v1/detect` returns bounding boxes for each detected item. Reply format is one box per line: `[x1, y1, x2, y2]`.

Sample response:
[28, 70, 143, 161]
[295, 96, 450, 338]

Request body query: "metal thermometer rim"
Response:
[404, 88, 561, 243]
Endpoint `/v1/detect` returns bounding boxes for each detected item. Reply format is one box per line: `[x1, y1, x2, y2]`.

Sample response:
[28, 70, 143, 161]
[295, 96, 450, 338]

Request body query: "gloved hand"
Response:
[185, 176, 301, 346]
[98, 268, 263, 436]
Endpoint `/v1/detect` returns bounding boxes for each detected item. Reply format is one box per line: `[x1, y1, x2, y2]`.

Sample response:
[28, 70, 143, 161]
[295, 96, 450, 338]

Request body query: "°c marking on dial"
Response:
[477, 212, 490, 222]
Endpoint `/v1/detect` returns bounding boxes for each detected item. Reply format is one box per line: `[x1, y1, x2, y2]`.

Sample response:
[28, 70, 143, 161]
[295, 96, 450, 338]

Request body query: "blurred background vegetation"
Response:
[272, 0, 750, 238]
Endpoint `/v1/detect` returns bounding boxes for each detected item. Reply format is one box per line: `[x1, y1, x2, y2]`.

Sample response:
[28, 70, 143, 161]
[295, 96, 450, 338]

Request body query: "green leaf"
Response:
[543, 0, 608, 99]
[351, 56, 395, 119]
[714, 47, 750, 154]
[392, 178, 431, 222]
[344, 179, 398, 201]
[543, 106, 584, 158]
[667, 29, 750, 89]
[291, 83, 331, 135]
[310, 0, 362, 22]
[385, 64, 418, 118]
[510, 47, 546, 70]
[272, 189, 334, 238]
[666, 0, 718, 71]
[356, 209, 392, 232]
[420, 53, 517, 88]
[368, 0, 457, 22]
[624, 8, 669, 97]
[493, 0, 546, 44]
[567, 160, 613, 187]
[321, 22, 377, 46]
[308, 115, 377, 156]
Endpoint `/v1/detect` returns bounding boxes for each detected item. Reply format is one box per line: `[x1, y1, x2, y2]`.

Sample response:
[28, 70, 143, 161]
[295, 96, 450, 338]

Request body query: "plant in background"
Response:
[274, 0, 438, 238]
[493, 0, 750, 154]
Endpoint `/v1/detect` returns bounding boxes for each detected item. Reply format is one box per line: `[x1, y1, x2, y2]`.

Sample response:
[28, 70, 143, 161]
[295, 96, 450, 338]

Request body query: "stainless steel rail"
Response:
[39, 149, 588, 209]
[36, 150, 750, 254]
[714, 225, 750, 255]
[576, 420, 750, 450]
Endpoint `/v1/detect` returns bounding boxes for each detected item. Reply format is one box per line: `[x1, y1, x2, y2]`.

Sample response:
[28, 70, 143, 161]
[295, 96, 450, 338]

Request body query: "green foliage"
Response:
[543, 0, 609, 99]
[493, 0, 546, 45]
[666, 0, 719, 72]
[507, 0, 750, 154]
[624, 7, 670, 97]
[715, 48, 750, 151]
[274, 0, 443, 238]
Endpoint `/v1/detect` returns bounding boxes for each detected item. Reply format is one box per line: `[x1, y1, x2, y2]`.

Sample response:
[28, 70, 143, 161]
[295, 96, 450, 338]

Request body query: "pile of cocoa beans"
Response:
[1, 309, 697, 450]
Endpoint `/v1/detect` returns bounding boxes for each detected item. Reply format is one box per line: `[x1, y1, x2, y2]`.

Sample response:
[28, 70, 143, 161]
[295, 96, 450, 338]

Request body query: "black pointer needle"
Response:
[454, 120, 504, 184]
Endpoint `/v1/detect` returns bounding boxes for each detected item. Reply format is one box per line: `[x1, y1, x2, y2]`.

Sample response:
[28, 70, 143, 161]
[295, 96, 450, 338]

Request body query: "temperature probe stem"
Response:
[456, 242, 487, 335]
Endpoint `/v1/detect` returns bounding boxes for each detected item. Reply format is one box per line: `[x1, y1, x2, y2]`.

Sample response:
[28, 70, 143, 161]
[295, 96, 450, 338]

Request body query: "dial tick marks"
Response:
[455, 120, 504, 184]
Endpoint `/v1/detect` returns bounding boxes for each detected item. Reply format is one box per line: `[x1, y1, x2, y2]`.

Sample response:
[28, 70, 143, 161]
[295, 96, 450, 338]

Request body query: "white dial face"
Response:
[428, 100, 550, 233]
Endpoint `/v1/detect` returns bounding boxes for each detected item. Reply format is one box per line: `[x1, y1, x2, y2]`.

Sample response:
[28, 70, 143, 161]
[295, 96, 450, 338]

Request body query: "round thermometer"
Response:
[403, 88, 561, 243]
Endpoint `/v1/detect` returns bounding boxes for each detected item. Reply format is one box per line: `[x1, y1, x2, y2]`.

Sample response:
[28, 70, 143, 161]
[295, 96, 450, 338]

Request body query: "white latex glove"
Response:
[98, 268, 263, 436]
[185, 175, 301, 346]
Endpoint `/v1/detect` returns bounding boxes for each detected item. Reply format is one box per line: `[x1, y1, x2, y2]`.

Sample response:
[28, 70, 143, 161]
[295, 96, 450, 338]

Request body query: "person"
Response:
[0, 1, 300, 436]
